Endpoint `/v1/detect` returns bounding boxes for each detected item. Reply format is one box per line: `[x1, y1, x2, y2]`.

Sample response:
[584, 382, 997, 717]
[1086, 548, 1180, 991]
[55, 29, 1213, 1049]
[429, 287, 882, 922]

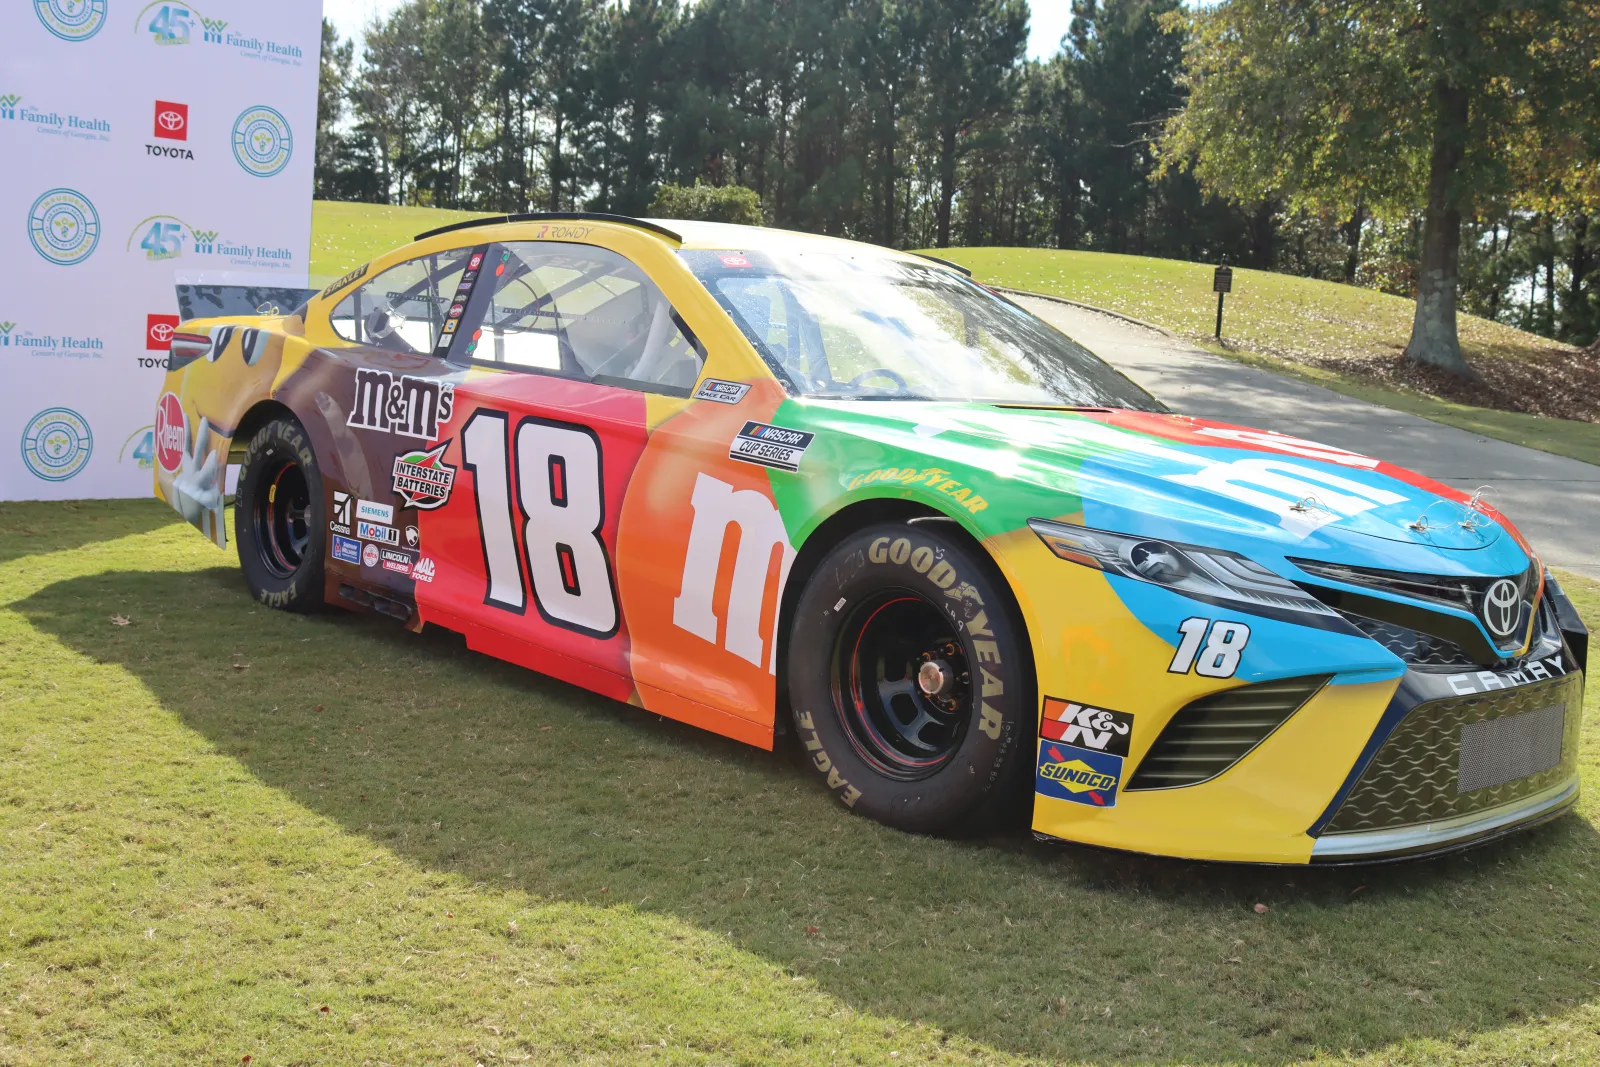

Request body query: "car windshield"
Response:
[679, 248, 1164, 410]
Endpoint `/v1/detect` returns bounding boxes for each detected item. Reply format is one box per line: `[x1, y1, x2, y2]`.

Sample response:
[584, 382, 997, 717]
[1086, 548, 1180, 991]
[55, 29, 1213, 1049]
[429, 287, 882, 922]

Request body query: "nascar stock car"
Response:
[153, 213, 1588, 864]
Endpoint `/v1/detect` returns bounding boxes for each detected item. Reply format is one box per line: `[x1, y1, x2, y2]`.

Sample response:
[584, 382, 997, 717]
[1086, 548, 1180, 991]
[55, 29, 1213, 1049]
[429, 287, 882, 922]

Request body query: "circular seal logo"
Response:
[232, 106, 293, 178]
[34, 0, 107, 41]
[29, 189, 100, 265]
[154, 392, 187, 472]
[361, 543, 379, 568]
[21, 407, 93, 482]
[1482, 578, 1523, 639]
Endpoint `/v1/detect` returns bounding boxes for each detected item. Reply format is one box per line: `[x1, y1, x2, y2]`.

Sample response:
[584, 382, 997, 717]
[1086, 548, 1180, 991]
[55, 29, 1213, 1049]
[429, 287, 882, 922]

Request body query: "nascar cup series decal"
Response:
[1035, 698, 1133, 808]
[729, 421, 814, 473]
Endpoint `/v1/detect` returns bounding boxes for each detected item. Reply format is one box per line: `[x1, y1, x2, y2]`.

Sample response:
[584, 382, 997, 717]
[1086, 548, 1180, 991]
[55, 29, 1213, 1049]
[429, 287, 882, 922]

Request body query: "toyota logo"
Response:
[1482, 578, 1523, 639]
[149, 322, 174, 344]
[158, 109, 185, 132]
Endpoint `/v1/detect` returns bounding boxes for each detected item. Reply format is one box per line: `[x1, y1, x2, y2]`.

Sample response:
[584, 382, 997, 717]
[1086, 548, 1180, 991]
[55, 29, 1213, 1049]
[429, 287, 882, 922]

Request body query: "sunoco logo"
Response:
[29, 189, 100, 265]
[232, 105, 292, 177]
[35, 0, 107, 41]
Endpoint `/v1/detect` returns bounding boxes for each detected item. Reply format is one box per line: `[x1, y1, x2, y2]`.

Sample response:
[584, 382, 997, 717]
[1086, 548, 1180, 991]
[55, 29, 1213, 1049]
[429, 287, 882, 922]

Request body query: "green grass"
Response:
[4, 499, 1600, 1064]
[935, 247, 1600, 468]
[311, 201, 494, 281]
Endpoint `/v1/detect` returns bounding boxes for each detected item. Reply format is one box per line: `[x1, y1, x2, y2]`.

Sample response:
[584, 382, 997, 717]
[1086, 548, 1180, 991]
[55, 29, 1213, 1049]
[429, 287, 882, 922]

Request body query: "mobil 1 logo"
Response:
[729, 421, 814, 473]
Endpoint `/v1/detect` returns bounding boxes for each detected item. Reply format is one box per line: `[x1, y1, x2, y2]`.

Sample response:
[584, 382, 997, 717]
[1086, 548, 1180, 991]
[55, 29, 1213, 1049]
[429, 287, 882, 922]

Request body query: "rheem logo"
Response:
[154, 101, 188, 140]
[154, 392, 186, 472]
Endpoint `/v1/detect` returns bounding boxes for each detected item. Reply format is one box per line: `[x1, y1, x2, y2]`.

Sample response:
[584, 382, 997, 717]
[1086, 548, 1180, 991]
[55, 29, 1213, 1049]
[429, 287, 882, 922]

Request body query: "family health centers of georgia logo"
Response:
[232, 106, 292, 177]
[22, 408, 93, 482]
[29, 189, 100, 265]
[34, 0, 107, 41]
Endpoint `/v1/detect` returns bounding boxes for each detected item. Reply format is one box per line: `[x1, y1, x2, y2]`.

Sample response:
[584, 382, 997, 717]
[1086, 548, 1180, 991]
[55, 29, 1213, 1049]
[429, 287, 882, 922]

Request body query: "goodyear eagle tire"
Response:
[787, 521, 1033, 834]
[235, 415, 326, 614]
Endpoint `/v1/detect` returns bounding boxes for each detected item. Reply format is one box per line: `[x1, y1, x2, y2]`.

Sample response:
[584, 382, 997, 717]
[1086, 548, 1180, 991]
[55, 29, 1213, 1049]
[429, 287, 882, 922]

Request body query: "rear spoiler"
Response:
[175, 284, 319, 321]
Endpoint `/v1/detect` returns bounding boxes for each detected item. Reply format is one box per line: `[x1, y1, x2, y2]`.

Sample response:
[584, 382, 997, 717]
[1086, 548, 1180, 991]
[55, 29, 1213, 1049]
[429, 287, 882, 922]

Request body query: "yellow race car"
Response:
[154, 212, 1587, 863]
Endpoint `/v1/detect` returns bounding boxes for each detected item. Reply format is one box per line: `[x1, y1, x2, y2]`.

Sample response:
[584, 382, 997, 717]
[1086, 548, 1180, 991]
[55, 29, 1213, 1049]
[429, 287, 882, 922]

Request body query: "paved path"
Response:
[1013, 293, 1600, 579]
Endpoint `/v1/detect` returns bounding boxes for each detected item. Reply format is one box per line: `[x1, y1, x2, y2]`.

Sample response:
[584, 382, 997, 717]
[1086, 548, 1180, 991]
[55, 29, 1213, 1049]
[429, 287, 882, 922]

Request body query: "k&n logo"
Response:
[671, 472, 795, 673]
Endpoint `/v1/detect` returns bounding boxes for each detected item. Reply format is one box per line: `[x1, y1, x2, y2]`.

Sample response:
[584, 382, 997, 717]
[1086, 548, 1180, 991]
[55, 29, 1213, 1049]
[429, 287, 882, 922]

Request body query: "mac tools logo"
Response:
[136, 3, 306, 65]
[1, 92, 112, 142]
[28, 189, 99, 266]
[146, 100, 193, 160]
[232, 106, 292, 177]
[125, 215, 290, 270]
[35, 0, 107, 41]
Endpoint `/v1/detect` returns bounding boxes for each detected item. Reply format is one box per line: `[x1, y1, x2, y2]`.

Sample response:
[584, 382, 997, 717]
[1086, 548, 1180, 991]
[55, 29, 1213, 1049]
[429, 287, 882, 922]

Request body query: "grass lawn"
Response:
[935, 248, 1600, 469]
[3, 498, 1600, 1065]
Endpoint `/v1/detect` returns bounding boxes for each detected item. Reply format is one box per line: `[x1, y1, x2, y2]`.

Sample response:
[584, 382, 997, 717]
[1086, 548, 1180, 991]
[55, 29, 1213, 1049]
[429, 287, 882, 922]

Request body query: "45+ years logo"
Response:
[35, 0, 107, 41]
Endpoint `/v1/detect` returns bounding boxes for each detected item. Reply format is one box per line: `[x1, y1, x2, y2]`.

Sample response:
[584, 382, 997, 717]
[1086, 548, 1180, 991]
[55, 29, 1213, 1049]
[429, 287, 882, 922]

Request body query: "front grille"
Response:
[1346, 616, 1478, 668]
[1127, 675, 1330, 790]
[1321, 673, 1582, 835]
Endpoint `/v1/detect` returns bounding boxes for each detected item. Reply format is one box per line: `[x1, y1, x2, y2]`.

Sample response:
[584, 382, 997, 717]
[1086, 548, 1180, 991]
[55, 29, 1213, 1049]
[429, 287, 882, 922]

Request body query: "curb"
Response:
[992, 286, 1184, 342]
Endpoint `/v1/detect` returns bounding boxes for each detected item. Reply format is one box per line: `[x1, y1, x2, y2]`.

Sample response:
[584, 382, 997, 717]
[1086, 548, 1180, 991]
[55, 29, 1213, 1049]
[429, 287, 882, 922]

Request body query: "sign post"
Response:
[1213, 265, 1233, 340]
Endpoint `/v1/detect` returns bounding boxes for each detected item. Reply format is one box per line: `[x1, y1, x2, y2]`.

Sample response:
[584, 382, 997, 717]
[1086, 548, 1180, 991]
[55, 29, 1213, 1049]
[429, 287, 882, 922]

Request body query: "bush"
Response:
[647, 181, 764, 226]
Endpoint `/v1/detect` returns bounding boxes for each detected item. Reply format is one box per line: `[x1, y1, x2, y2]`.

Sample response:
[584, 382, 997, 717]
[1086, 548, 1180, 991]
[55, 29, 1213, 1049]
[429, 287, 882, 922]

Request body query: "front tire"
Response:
[787, 521, 1034, 834]
[235, 415, 325, 613]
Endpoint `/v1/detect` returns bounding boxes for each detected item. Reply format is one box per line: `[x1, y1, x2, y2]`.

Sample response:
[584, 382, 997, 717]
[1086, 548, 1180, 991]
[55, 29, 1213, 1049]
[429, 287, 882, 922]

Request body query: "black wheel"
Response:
[787, 521, 1034, 834]
[235, 416, 325, 613]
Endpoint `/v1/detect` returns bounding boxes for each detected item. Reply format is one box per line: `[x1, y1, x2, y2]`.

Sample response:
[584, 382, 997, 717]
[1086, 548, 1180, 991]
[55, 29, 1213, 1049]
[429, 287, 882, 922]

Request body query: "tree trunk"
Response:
[936, 125, 957, 248]
[882, 87, 897, 247]
[1565, 214, 1591, 342]
[550, 110, 564, 212]
[1341, 202, 1367, 284]
[1403, 81, 1472, 376]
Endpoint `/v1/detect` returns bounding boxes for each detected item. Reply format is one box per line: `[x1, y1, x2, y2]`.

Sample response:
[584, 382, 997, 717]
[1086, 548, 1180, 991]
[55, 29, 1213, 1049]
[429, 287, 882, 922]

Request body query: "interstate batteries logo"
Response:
[0, 93, 112, 142]
[35, 0, 107, 41]
[21, 407, 93, 482]
[135, 3, 307, 66]
[126, 215, 295, 270]
[28, 189, 100, 265]
[232, 106, 292, 177]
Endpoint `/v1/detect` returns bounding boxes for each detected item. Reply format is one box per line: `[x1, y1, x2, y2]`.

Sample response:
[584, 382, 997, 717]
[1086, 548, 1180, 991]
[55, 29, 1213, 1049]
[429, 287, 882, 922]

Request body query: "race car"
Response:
[153, 213, 1588, 864]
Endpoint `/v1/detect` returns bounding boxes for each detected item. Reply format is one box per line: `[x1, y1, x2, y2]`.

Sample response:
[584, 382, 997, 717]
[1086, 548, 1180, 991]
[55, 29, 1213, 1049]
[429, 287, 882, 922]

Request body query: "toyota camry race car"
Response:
[153, 214, 1588, 864]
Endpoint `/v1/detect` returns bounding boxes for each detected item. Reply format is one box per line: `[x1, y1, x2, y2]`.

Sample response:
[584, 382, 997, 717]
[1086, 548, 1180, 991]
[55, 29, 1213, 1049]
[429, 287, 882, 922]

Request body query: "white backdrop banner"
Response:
[1, 0, 321, 500]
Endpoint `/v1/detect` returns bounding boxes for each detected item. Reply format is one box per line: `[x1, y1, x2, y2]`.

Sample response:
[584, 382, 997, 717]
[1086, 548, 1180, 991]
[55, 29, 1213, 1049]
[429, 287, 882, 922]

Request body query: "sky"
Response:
[321, 0, 1074, 61]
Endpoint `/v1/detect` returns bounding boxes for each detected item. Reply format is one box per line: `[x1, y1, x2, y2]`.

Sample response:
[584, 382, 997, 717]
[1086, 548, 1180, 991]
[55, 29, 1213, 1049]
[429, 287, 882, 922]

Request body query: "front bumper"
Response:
[1309, 776, 1578, 863]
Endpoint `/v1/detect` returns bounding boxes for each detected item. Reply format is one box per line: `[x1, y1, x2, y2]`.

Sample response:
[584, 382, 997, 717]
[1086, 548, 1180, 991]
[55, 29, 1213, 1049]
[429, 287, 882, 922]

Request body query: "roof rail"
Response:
[910, 252, 973, 277]
[413, 211, 683, 244]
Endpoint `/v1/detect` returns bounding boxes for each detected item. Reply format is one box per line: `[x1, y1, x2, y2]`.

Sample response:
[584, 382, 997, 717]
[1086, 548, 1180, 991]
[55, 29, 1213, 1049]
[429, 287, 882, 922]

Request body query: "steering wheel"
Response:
[846, 367, 909, 393]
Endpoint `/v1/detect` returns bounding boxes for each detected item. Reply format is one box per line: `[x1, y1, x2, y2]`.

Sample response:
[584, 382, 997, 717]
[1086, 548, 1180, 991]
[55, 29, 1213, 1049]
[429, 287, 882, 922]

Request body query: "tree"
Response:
[648, 181, 765, 223]
[314, 18, 354, 198]
[912, 0, 1028, 247]
[1160, 0, 1596, 376]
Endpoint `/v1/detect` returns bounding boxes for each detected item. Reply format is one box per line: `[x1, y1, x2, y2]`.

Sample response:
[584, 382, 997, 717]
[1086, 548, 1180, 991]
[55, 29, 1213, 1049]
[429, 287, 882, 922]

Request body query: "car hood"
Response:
[813, 402, 1533, 577]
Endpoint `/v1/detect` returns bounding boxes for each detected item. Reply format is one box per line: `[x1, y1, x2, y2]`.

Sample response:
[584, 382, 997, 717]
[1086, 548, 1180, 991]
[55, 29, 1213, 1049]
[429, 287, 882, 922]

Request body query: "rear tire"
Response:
[786, 521, 1034, 834]
[235, 415, 325, 613]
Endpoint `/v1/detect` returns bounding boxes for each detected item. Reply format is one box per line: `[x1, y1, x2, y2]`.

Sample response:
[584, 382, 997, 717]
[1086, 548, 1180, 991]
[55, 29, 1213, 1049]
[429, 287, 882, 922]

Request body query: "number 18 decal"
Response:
[462, 409, 619, 638]
[1168, 617, 1250, 678]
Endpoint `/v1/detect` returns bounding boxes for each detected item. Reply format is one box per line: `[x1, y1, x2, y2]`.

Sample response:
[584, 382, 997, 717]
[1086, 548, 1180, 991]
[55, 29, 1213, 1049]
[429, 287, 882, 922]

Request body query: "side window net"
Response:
[331, 247, 475, 354]
[464, 242, 704, 395]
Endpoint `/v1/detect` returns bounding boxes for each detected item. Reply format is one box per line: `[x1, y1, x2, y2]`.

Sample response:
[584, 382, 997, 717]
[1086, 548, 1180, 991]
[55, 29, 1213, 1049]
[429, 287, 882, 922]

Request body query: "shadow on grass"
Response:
[0, 498, 183, 566]
[20, 565, 1600, 1065]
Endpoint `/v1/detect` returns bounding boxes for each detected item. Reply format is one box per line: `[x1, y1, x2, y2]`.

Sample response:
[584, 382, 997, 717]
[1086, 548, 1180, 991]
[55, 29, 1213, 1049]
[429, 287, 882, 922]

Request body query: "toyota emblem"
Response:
[1482, 578, 1522, 639]
[158, 110, 185, 132]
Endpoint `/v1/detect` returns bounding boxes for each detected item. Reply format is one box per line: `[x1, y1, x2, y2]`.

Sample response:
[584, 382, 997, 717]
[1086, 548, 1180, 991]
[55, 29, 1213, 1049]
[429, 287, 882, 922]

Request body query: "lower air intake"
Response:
[1126, 675, 1331, 790]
